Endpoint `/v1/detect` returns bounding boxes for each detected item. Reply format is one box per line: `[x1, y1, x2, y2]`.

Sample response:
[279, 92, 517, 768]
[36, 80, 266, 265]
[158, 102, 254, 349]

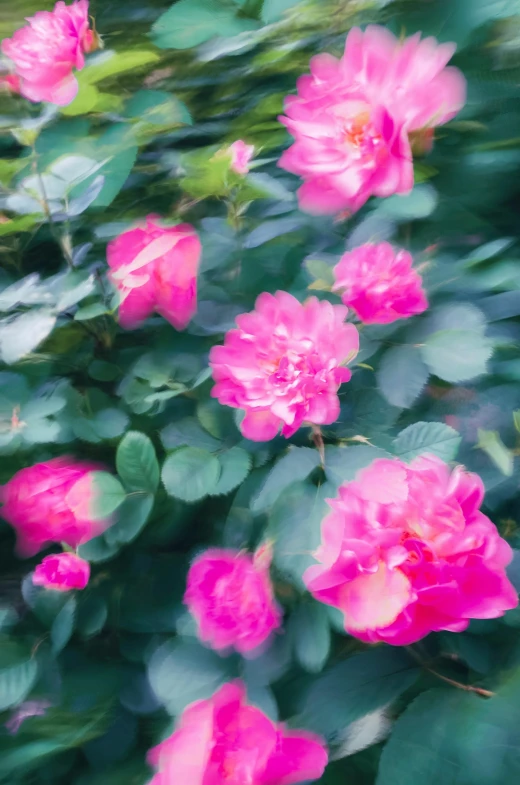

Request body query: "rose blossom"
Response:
[33, 552, 90, 592]
[333, 242, 428, 324]
[278, 25, 466, 215]
[107, 216, 201, 331]
[209, 291, 359, 441]
[304, 455, 518, 645]
[184, 546, 282, 655]
[0, 457, 109, 557]
[1, 0, 98, 106]
[147, 681, 328, 785]
[228, 140, 255, 174]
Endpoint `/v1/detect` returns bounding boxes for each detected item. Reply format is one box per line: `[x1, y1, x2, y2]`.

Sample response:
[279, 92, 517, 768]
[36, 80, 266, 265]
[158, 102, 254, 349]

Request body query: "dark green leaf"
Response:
[162, 447, 221, 502]
[116, 431, 160, 493]
[392, 422, 462, 462]
[377, 345, 429, 408]
[252, 447, 321, 512]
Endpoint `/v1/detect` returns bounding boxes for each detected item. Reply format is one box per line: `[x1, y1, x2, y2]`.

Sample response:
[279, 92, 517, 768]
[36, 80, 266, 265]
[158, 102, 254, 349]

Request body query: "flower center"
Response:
[342, 110, 383, 161]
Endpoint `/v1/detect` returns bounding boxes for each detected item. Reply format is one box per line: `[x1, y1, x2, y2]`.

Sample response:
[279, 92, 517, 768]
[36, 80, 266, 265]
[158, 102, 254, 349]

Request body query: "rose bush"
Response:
[0, 1, 520, 785]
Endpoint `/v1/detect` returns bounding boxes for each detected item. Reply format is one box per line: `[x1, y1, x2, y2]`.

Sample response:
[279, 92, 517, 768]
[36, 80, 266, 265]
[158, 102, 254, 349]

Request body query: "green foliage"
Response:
[1, 0, 520, 783]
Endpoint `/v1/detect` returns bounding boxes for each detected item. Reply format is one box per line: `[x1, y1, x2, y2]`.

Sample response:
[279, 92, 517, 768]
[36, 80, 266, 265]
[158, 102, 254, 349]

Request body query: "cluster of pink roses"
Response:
[2, 6, 518, 783]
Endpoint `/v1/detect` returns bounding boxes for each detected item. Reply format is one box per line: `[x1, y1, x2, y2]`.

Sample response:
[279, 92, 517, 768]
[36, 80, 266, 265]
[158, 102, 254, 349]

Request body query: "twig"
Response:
[311, 424, 325, 467]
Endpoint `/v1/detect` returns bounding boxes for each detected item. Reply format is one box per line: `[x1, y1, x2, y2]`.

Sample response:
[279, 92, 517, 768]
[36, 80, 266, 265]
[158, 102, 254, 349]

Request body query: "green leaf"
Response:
[104, 493, 154, 547]
[393, 422, 461, 462]
[74, 303, 109, 321]
[290, 602, 331, 674]
[80, 49, 160, 85]
[269, 482, 330, 588]
[324, 445, 390, 487]
[51, 597, 76, 654]
[377, 345, 429, 408]
[379, 184, 438, 220]
[161, 418, 222, 452]
[212, 447, 252, 495]
[76, 596, 108, 638]
[151, 0, 258, 50]
[299, 648, 418, 740]
[376, 681, 520, 785]
[89, 472, 127, 519]
[0, 657, 38, 711]
[148, 640, 235, 714]
[162, 447, 221, 502]
[252, 447, 321, 512]
[261, 0, 302, 23]
[116, 431, 160, 493]
[477, 429, 514, 476]
[421, 329, 493, 382]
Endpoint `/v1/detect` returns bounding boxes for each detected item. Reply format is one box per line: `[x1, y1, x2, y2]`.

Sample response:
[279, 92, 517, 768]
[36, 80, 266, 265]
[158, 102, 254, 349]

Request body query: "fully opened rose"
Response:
[33, 552, 90, 592]
[107, 216, 201, 331]
[1, 0, 98, 106]
[304, 455, 518, 645]
[147, 681, 328, 785]
[0, 458, 109, 557]
[184, 546, 282, 655]
[333, 242, 428, 324]
[209, 291, 359, 441]
[278, 25, 466, 215]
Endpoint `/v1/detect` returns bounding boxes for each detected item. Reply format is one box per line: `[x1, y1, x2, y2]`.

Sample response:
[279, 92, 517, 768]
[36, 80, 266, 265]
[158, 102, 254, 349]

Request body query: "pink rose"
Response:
[33, 552, 90, 592]
[278, 25, 466, 215]
[147, 681, 328, 785]
[229, 140, 255, 175]
[0, 457, 109, 557]
[107, 216, 201, 331]
[184, 546, 282, 655]
[209, 291, 359, 441]
[1, 1, 97, 106]
[333, 242, 428, 324]
[304, 456, 518, 646]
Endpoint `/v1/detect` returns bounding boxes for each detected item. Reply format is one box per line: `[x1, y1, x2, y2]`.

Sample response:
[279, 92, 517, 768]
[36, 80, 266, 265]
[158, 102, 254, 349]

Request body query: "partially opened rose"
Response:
[333, 242, 428, 324]
[33, 552, 90, 592]
[304, 455, 518, 645]
[107, 216, 201, 331]
[1, 0, 98, 106]
[184, 546, 282, 655]
[0, 458, 109, 557]
[209, 291, 359, 441]
[279, 25, 466, 214]
[147, 681, 328, 785]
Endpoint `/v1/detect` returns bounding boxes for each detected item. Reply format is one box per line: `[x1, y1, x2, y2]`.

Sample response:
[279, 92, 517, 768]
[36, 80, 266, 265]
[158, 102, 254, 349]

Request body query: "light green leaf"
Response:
[421, 329, 493, 382]
[0, 310, 56, 365]
[104, 494, 154, 547]
[393, 422, 461, 462]
[477, 429, 514, 476]
[324, 445, 390, 487]
[148, 640, 235, 714]
[88, 472, 127, 519]
[252, 447, 321, 512]
[262, 0, 303, 23]
[162, 447, 221, 502]
[377, 345, 429, 408]
[116, 431, 160, 493]
[152, 0, 258, 50]
[379, 184, 438, 220]
[80, 49, 160, 85]
[212, 447, 252, 495]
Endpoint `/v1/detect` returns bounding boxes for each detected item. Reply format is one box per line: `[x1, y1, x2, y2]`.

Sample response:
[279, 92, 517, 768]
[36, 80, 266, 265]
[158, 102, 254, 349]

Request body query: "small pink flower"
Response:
[209, 291, 359, 441]
[33, 552, 90, 592]
[278, 25, 466, 215]
[229, 140, 255, 175]
[333, 242, 428, 324]
[1, 1, 98, 106]
[184, 547, 281, 655]
[0, 457, 109, 558]
[147, 681, 328, 785]
[304, 455, 518, 646]
[107, 216, 201, 331]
